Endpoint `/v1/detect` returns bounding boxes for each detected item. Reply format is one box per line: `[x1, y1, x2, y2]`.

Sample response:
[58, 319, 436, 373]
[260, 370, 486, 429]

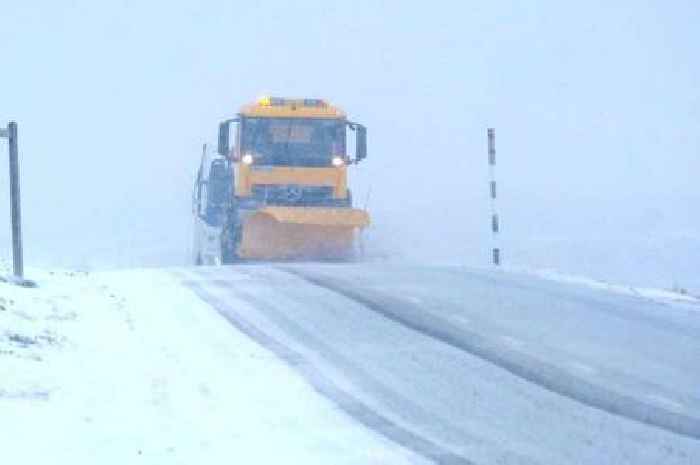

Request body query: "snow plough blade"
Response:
[238, 206, 370, 260]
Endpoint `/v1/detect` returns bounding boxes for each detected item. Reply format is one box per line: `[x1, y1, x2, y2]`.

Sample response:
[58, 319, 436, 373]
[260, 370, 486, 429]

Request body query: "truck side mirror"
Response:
[218, 117, 240, 157]
[218, 121, 230, 156]
[356, 124, 367, 162]
[348, 121, 367, 163]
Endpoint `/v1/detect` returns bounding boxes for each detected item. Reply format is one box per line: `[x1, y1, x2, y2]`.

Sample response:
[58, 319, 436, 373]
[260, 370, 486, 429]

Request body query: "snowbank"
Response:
[0, 267, 418, 465]
[511, 266, 699, 307]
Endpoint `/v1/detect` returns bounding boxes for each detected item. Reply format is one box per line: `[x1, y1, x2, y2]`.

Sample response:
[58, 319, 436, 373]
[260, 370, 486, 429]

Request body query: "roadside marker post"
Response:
[1, 122, 35, 287]
[488, 128, 501, 267]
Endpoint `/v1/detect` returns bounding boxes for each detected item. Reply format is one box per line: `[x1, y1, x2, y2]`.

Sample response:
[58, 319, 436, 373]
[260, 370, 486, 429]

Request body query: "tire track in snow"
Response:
[182, 277, 476, 465]
[199, 274, 542, 465]
[281, 267, 700, 441]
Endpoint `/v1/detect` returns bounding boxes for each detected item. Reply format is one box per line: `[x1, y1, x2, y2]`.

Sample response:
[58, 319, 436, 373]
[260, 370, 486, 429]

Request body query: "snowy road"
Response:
[180, 264, 700, 465]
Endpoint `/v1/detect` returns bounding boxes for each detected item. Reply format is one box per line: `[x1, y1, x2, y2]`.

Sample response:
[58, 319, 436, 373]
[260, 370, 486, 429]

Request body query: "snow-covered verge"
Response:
[0, 267, 419, 465]
[509, 266, 700, 307]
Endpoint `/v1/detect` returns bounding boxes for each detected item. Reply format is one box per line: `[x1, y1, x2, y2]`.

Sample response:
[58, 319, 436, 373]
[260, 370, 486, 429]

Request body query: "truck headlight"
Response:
[242, 153, 254, 165]
[332, 156, 345, 167]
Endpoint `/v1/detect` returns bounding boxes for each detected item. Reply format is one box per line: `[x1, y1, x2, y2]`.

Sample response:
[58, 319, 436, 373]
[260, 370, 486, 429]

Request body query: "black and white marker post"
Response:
[488, 128, 501, 266]
[1, 122, 34, 287]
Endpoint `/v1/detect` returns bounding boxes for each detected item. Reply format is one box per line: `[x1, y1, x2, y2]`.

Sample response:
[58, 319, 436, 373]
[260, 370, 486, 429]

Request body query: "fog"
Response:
[1, 1, 698, 290]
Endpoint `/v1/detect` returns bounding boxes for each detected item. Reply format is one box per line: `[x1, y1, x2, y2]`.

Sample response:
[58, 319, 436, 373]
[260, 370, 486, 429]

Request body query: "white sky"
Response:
[1, 1, 698, 285]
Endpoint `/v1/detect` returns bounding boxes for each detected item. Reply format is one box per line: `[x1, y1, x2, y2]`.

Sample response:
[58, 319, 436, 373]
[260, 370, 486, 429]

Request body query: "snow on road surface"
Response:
[2, 263, 699, 464]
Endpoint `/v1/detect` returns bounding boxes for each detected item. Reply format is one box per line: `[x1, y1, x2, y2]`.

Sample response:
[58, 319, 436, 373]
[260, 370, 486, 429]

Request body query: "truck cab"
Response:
[194, 97, 369, 263]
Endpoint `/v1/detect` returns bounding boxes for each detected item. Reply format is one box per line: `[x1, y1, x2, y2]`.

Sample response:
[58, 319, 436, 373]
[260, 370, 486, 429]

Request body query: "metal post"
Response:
[1, 122, 33, 286]
[8, 122, 24, 278]
[488, 128, 501, 266]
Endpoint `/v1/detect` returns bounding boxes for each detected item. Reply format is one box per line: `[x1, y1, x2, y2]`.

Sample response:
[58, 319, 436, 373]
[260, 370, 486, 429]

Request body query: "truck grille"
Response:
[251, 184, 336, 206]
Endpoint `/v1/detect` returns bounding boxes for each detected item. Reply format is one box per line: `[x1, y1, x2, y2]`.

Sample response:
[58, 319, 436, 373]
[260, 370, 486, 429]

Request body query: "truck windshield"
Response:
[241, 117, 345, 167]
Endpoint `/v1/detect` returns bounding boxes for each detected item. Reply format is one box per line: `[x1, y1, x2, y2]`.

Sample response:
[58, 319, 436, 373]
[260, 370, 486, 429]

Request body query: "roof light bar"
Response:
[256, 97, 327, 107]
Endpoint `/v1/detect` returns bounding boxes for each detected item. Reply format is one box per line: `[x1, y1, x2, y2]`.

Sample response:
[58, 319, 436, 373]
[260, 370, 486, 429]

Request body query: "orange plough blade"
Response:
[238, 207, 369, 260]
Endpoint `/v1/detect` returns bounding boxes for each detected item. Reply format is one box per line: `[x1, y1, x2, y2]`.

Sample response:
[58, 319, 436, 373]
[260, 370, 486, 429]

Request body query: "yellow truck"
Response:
[193, 97, 369, 264]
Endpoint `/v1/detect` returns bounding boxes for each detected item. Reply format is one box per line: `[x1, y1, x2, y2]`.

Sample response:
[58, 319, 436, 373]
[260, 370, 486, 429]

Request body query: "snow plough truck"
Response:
[192, 97, 369, 264]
